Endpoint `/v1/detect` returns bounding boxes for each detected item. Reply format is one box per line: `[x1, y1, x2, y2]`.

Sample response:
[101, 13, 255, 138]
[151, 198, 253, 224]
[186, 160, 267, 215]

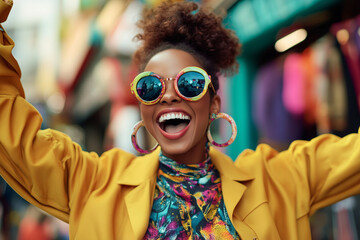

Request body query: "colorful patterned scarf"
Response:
[144, 151, 240, 239]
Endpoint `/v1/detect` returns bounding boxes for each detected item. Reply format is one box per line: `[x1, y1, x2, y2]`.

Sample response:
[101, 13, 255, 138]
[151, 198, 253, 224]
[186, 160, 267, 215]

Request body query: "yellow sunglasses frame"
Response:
[130, 66, 215, 105]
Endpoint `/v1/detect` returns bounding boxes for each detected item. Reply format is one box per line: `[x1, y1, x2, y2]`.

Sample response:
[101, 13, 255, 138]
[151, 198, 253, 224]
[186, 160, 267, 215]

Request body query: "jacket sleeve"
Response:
[284, 130, 360, 215]
[236, 129, 360, 220]
[0, 1, 99, 223]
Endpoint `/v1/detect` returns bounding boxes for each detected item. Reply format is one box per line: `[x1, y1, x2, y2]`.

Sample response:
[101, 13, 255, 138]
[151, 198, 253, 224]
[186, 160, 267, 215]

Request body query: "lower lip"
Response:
[158, 122, 191, 140]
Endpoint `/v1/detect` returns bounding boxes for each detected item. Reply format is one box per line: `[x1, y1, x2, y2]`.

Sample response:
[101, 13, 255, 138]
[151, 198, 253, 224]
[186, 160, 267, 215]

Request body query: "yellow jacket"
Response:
[0, 1, 360, 239]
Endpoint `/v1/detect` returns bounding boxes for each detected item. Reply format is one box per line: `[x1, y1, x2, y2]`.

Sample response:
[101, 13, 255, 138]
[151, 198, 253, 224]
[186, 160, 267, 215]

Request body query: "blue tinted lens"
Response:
[177, 71, 205, 98]
[136, 76, 162, 101]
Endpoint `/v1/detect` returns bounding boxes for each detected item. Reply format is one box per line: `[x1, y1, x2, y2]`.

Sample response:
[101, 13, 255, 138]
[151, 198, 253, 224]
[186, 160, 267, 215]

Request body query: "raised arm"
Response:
[0, 0, 24, 97]
[0, 1, 99, 223]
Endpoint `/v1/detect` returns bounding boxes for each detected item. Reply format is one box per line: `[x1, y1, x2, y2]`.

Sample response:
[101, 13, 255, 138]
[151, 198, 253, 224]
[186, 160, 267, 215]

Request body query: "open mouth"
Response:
[158, 112, 191, 134]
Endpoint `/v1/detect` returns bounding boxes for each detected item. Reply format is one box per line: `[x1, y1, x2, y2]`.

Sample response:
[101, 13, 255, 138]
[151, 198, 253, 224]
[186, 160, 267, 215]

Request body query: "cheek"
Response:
[198, 108, 211, 130]
[139, 104, 147, 119]
[192, 99, 211, 129]
[140, 105, 155, 132]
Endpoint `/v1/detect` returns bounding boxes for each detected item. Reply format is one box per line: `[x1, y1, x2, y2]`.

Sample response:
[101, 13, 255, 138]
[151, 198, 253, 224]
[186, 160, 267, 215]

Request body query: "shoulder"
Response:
[234, 143, 300, 192]
[97, 147, 160, 184]
[234, 143, 281, 170]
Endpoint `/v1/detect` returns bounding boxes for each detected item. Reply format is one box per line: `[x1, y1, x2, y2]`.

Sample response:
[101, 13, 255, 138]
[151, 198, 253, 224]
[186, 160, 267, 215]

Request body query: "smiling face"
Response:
[140, 49, 220, 163]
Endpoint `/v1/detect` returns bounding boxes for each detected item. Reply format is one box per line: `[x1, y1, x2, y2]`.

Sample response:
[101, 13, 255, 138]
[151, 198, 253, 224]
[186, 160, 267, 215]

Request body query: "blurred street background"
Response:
[1, 0, 360, 239]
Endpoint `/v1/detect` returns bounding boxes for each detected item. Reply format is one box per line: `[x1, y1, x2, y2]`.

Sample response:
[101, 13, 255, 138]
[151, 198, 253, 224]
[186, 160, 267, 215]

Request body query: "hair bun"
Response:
[134, 1, 241, 76]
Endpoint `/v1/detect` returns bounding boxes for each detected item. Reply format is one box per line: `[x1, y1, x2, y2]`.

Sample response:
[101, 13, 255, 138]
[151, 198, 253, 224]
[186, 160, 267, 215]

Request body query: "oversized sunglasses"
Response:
[130, 66, 215, 105]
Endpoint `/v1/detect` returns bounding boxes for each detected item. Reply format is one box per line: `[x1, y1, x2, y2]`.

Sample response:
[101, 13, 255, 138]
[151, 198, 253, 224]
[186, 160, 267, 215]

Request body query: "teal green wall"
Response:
[226, 57, 258, 159]
[224, 0, 341, 158]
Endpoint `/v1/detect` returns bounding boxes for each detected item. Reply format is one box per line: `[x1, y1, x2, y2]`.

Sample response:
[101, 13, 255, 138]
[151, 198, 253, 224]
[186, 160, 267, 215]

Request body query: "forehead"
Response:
[144, 49, 202, 77]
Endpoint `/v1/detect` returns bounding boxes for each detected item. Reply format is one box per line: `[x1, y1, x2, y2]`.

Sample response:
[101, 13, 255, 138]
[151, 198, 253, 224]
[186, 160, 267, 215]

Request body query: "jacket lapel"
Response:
[221, 175, 247, 219]
[124, 178, 156, 239]
[117, 149, 160, 239]
[210, 147, 254, 223]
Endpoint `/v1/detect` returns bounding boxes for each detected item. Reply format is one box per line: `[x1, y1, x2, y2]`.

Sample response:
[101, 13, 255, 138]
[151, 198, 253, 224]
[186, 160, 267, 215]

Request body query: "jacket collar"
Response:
[116, 146, 254, 185]
[209, 147, 254, 182]
[117, 148, 160, 186]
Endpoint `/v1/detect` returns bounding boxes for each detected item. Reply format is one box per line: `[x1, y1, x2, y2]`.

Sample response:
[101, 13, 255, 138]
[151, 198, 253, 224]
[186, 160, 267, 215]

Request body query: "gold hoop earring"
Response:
[131, 121, 159, 154]
[207, 113, 237, 147]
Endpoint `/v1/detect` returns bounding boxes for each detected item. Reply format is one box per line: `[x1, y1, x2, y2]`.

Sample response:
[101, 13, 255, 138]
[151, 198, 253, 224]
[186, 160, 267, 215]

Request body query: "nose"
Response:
[160, 78, 181, 104]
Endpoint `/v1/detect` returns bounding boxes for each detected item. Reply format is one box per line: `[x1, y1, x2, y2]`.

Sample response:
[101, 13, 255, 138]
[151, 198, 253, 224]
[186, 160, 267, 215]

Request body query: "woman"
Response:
[0, 1, 359, 239]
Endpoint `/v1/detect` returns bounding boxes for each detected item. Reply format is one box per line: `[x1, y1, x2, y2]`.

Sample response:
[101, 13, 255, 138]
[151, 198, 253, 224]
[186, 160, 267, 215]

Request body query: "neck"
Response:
[162, 138, 209, 164]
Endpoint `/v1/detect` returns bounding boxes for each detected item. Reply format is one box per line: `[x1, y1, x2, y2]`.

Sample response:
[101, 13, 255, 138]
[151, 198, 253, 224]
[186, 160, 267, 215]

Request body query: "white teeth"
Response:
[158, 112, 191, 123]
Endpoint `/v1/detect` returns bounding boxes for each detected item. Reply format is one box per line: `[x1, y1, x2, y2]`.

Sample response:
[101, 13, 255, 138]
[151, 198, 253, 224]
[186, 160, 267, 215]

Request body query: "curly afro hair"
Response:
[133, 1, 241, 93]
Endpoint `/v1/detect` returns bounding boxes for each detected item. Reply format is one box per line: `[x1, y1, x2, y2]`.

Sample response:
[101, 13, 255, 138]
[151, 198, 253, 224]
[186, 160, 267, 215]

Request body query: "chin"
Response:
[158, 135, 207, 161]
[160, 143, 191, 157]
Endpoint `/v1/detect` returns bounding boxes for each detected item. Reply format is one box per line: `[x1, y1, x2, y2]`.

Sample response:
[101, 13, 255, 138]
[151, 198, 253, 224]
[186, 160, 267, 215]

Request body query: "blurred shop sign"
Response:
[226, 0, 340, 54]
